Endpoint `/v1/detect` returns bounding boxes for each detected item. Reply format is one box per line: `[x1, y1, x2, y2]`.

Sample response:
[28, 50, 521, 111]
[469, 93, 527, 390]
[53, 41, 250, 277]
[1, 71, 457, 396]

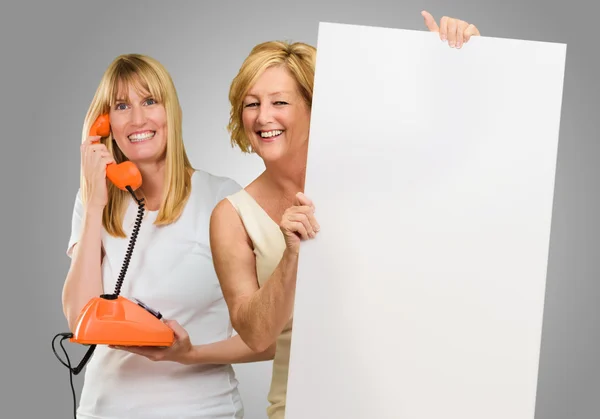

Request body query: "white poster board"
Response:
[286, 22, 567, 419]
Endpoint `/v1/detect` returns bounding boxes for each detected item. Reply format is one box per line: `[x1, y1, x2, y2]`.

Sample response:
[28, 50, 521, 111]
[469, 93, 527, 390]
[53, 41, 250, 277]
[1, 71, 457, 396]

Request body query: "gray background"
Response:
[1, 0, 598, 418]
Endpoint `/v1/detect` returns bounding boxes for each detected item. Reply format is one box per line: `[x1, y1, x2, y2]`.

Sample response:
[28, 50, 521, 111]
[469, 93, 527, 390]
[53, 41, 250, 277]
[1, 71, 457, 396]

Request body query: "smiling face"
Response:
[241, 65, 311, 163]
[108, 82, 168, 165]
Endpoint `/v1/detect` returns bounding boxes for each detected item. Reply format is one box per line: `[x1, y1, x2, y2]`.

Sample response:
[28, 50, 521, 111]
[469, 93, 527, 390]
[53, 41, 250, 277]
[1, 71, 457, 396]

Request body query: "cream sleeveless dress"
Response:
[226, 189, 292, 419]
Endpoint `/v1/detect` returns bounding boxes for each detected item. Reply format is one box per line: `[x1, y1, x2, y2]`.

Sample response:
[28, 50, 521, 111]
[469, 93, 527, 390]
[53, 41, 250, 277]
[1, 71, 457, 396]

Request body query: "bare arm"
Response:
[209, 195, 317, 353]
[187, 334, 276, 364]
[111, 320, 276, 365]
[61, 205, 105, 330]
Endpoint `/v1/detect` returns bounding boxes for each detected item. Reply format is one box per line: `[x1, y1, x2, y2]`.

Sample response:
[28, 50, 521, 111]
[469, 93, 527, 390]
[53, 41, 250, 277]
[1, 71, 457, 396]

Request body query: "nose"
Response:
[256, 103, 272, 126]
[130, 104, 145, 126]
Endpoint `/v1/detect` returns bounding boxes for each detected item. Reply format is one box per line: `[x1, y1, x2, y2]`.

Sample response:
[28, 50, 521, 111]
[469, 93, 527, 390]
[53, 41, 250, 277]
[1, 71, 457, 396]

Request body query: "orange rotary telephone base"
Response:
[70, 295, 174, 347]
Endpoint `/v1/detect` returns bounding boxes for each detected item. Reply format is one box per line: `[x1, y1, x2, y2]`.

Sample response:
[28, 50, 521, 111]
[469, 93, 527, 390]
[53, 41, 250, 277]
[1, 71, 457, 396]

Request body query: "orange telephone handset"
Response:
[89, 114, 142, 191]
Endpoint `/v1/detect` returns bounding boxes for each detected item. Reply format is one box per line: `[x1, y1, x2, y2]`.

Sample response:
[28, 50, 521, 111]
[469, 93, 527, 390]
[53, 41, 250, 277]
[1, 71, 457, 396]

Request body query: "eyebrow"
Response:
[246, 90, 293, 98]
[114, 93, 153, 102]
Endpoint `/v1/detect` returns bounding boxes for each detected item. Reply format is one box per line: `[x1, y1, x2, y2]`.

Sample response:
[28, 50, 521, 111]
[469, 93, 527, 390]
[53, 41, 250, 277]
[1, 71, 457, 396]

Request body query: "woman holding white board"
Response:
[210, 11, 481, 419]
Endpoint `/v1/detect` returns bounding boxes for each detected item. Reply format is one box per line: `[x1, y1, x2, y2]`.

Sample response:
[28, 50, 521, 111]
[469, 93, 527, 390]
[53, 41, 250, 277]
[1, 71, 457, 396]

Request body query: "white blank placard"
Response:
[285, 23, 566, 419]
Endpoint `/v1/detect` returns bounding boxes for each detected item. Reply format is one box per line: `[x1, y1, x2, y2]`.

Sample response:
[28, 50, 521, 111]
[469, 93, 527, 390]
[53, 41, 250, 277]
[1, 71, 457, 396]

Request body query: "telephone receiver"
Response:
[89, 114, 143, 191]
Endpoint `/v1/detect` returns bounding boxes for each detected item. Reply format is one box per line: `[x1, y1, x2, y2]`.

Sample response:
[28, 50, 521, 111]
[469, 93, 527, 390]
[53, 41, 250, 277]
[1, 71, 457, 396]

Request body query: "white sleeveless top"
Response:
[67, 169, 244, 419]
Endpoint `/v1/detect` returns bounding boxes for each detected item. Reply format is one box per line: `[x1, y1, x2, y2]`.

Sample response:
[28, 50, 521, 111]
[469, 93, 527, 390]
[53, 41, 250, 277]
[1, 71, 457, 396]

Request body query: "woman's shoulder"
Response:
[190, 169, 243, 206]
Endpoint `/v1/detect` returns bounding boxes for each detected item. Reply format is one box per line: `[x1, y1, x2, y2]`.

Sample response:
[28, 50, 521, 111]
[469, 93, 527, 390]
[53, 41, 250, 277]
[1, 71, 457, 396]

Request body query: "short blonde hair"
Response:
[81, 53, 194, 237]
[227, 41, 317, 153]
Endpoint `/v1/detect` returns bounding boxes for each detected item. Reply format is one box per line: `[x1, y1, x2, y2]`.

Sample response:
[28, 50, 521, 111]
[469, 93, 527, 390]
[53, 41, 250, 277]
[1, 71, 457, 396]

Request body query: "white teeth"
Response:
[260, 130, 283, 138]
[128, 131, 155, 142]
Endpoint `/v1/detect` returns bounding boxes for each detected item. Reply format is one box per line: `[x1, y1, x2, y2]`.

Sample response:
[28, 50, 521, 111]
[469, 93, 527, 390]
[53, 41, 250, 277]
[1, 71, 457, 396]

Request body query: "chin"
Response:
[254, 144, 288, 163]
[120, 139, 166, 163]
[130, 154, 160, 164]
[120, 146, 162, 164]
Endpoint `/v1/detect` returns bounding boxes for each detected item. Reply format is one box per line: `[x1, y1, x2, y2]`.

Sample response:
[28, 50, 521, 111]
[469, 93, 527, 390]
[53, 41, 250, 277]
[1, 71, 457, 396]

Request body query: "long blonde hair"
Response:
[80, 54, 193, 237]
[227, 41, 317, 153]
